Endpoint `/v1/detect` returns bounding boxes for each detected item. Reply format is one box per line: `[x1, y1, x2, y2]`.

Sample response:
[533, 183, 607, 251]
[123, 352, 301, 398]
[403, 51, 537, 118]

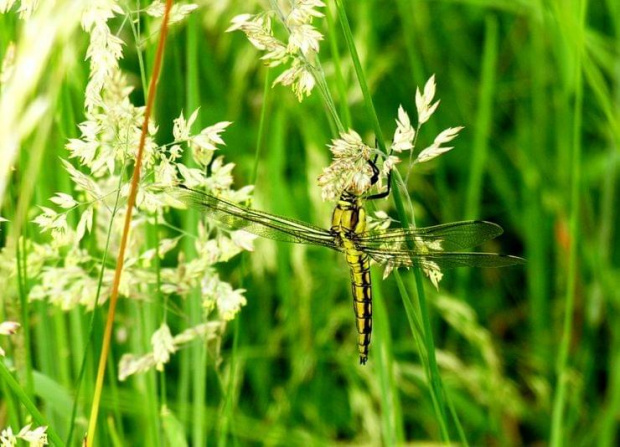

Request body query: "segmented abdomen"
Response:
[346, 249, 372, 365]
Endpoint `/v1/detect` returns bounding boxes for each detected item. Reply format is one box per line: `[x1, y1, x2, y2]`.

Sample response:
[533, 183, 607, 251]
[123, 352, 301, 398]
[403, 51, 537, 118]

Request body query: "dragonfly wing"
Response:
[172, 186, 340, 249]
[363, 247, 525, 270]
[358, 220, 505, 252]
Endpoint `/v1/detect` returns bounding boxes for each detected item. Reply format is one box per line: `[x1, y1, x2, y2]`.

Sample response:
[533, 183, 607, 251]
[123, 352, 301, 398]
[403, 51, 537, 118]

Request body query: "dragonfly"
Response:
[172, 174, 523, 364]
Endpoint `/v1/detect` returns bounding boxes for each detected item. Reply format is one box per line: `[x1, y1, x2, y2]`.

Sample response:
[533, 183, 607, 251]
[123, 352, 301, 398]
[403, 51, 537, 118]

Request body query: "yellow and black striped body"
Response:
[331, 193, 373, 364]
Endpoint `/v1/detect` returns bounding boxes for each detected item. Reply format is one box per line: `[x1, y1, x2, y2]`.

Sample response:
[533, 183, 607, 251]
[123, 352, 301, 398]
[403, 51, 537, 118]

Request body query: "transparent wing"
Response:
[363, 248, 525, 270]
[172, 186, 340, 250]
[357, 220, 504, 252]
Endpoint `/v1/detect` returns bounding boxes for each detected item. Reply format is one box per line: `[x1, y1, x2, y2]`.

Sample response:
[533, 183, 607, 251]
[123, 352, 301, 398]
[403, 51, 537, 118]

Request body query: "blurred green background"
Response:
[1, 0, 619, 445]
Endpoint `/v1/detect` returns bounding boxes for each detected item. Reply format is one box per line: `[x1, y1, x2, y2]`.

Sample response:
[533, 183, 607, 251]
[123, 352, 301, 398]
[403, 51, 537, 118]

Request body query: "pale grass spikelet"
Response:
[172, 109, 197, 142]
[32, 206, 69, 244]
[0, 320, 20, 357]
[226, 13, 253, 32]
[230, 230, 257, 252]
[391, 105, 415, 153]
[0, 426, 14, 445]
[177, 164, 205, 188]
[288, 23, 323, 56]
[145, 1, 198, 25]
[412, 236, 444, 288]
[172, 321, 224, 345]
[61, 161, 101, 196]
[0, 0, 17, 13]
[29, 262, 109, 310]
[425, 262, 444, 290]
[0, 424, 48, 447]
[118, 352, 156, 381]
[260, 43, 289, 67]
[172, 110, 233, 167]
[416, 126, 464, 164]
[382, 261, 396, 280]
[16, 424, 48, 447]
[65, 72, 155, 179]
[223, 184, 254, 203]
[151, 323, 176, 371]
[191, 121, 233, 166]
[119, 322, 224, 380]
[227, 14, 281, 54]
[159, 257, 208, 296]
[416, 74, 440, 124]
[49, 192, 78, 209]
[140, 237, 180, 264]
[286, 0, 325, 26]
[0, 0, 39, 19]
[75, 206, 93, 242]
[81, 1, 125, 111]
[203, 156, 236, 192]
[318, 130, 374, 200]
[215, 234, 247, 263]
[381, 154, 400, 178]
[15, 0, 37, 19]
[366, 210, 394, 232]
[0, 321, 20, 335]
[201, 273, 247, 321]
[272, 59, 316, 102]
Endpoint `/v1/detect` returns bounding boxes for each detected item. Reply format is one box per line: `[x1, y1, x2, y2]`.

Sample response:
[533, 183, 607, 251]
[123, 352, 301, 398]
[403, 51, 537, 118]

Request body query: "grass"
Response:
[1, 0, 619, 445]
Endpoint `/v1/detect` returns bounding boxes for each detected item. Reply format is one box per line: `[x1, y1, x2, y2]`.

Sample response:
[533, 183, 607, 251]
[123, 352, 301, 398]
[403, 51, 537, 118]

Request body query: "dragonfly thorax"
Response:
[331, 194, 367, 242]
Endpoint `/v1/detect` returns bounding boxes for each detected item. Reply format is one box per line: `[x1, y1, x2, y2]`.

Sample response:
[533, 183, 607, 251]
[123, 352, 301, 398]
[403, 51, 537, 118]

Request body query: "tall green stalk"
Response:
[550, 0, 586, 444]
[333, 0, 453, 442]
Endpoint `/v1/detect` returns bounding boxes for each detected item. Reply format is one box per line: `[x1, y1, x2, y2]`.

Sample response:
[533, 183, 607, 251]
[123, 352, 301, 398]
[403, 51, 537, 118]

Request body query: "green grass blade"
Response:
[550, 0, 586, 444]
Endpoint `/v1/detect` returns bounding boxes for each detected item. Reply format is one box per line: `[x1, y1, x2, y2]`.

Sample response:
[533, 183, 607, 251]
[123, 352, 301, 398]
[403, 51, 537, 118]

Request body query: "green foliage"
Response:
[1, 0, 618, 445]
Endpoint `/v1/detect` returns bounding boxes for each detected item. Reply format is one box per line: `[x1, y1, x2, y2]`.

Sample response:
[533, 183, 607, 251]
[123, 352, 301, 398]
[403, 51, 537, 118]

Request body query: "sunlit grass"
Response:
[1, 0, 618, 446]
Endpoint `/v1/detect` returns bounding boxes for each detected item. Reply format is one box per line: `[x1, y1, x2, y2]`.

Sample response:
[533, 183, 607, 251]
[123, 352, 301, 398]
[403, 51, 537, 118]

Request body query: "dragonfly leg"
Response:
[366, 156, 392, 200]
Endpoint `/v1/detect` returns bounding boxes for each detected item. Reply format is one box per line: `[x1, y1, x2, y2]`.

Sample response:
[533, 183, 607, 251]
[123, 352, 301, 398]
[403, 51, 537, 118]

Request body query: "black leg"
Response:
[366, 158, 391, 200]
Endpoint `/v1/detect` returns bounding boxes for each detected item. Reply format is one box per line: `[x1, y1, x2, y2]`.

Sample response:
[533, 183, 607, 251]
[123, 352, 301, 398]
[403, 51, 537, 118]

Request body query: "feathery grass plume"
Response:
[228, 0, 325, 101]
[4, 3, 254, 373]
[30, 100, 253, 313]
[80, 1, 124, 111]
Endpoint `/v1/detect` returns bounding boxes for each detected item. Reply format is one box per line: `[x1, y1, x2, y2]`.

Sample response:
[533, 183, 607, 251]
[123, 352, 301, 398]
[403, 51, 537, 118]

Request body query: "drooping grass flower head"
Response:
[228, 1, 325, 101]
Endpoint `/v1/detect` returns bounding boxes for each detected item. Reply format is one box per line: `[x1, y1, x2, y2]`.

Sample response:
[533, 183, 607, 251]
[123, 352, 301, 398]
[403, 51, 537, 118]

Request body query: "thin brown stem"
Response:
[85, 1, 174, 445]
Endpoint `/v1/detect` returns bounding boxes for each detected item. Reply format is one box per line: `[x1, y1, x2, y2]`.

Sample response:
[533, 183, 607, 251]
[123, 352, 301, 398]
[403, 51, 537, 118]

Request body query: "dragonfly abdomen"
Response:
[346, 249, 373, 365]
[332, 195, 374, 364]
